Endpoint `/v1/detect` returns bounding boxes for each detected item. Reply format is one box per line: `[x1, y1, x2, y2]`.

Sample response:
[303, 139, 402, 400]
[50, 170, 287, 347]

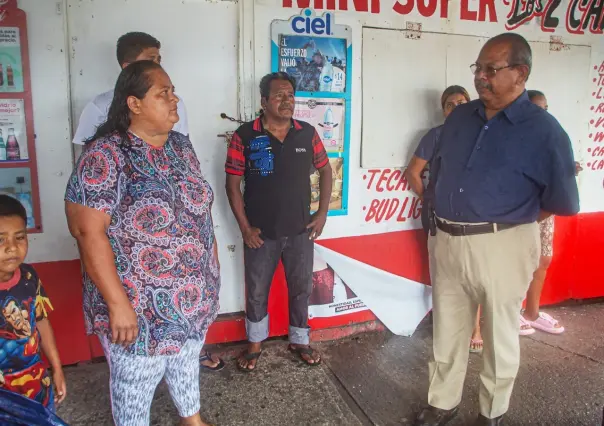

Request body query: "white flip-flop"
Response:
[519, 314, 536, 336]
[529, 312, 565, 334]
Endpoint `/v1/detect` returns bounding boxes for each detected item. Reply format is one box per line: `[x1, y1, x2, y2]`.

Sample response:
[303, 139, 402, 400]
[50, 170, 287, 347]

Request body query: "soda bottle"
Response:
[0, 129, 6, 161]
[6, 128, 20, 160]
[0, 64, 4, 86]
[7, 64, 14, 87]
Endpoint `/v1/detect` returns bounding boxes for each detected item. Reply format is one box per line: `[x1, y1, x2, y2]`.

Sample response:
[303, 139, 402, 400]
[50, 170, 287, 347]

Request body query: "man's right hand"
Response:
[243, 227, 264, 249]
[108, 301, 138, 346]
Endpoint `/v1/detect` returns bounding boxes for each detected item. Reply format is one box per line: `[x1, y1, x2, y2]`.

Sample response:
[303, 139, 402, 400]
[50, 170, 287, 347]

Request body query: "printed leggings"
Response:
[100, 337, 204, 426]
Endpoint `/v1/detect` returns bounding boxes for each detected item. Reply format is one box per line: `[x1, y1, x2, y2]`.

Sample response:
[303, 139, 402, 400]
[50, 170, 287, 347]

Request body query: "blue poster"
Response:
[278, 35, 347, 93]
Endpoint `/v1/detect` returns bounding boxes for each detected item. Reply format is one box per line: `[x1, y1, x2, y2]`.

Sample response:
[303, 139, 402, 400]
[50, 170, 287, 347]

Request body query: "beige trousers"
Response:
[427, 222, 540, 419]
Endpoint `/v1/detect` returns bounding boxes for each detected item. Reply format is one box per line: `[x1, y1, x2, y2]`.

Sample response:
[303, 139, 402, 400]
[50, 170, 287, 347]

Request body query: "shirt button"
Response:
[459, 188, 464, 192]
[484, 125, 489, 130]
[476, 146, 481, 150]
[455, 212, 460, 217]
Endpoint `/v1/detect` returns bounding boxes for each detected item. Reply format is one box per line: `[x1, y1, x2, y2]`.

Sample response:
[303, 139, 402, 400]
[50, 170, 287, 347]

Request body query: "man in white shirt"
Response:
[72, 32, 189, 146]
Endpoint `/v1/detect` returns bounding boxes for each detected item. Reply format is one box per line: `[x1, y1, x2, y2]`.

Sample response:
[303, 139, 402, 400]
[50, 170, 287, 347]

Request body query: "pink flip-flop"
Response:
[519, 314, 536, 336]
[528, 312, 565, 334]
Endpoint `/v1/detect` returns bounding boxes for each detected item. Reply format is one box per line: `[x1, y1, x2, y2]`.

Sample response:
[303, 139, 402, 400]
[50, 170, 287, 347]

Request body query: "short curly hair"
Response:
[0, 194, 26, 224]
[259, 72, 297, 100]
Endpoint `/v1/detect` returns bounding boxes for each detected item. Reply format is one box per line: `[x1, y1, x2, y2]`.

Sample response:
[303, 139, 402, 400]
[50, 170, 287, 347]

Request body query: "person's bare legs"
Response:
[522, 255, 552, 321]
[470, 306, 483, 352]
[180, 413, 210, 426]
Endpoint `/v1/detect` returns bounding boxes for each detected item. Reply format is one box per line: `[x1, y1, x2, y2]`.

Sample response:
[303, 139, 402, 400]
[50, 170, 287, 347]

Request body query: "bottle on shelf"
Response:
[6, 128, 20, 160]
[0, 129, 6, 161]
[0, 63, 4, 86]
[7, 64, 14, 87]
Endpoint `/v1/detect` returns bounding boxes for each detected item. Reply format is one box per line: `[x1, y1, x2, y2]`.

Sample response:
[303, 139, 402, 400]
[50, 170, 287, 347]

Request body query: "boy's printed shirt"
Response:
[0, 264, 53, 406]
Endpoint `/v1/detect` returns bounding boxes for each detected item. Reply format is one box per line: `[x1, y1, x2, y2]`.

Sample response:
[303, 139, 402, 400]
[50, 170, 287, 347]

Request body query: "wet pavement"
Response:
[57, 304, 604, 425]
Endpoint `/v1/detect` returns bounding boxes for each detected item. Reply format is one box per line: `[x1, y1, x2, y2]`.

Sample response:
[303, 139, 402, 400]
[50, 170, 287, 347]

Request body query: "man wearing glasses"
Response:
[414, 33, 579, 426]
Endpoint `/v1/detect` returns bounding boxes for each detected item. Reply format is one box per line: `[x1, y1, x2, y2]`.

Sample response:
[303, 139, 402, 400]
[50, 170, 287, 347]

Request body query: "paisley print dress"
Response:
[65, 131, 220, 356]
[539, 215, 555, 257]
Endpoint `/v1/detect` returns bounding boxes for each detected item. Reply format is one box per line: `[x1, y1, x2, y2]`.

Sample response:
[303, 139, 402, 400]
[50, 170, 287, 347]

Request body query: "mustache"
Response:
[475, 80, 493, 91]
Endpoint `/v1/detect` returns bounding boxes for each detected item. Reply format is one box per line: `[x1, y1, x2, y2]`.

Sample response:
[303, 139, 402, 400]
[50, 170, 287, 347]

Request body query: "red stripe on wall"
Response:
[567, 212, 604, 300]
[33, 260, 91, 365]
[317, 229, 431, 285]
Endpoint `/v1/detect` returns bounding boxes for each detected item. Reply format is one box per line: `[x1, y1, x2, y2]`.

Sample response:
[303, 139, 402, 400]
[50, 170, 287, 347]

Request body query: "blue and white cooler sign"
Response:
[271, 9, 352, 94]
[293, 97, 345, 153]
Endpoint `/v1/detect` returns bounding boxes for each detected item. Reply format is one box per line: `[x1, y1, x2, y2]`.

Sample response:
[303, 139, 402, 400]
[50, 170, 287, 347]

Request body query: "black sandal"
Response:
[200, 351, 225, 372]
[288, 345, 322, 366]
[237, 350, 262, 373]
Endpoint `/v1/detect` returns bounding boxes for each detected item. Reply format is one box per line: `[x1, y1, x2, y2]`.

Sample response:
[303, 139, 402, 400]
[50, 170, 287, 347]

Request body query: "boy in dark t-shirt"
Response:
[0, 195, 66, 411]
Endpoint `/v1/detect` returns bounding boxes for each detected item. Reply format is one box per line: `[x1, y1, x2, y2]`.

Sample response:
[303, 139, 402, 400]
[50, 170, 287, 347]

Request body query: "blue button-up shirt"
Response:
[432, 91, 579, 224]
[414, 125, 443, 165]
[414, 125, 442, 202]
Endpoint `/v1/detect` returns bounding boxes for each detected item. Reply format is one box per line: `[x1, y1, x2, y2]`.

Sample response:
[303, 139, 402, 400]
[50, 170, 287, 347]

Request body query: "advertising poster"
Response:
[0, 99, 27, 161]
[0, 167, 35, 228]
[272, 9, 351, 216]
[309, 250, 367, 319]
[0, 27, 23, 92]
[311, 157, 343, 212]
[279, 34, 346, 93]
[294, 97, 345, 153]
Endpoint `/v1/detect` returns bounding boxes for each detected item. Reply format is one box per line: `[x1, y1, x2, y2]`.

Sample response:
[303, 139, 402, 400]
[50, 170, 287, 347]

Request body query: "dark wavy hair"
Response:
[116, 32, 160, 66]
[0, 194, 26, 224]
[87, 60, 163, 143]
[527, 90, 545, 101]
[259, 72, 297, 100]
[441, 85, 471, 110]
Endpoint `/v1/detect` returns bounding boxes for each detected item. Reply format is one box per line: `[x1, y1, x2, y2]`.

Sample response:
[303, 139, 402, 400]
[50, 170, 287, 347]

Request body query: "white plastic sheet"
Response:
[314, 245, 432, 336]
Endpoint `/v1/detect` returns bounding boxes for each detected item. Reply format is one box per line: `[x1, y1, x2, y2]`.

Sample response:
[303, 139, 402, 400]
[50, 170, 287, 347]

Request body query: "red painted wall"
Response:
[34, 212, 604, 365]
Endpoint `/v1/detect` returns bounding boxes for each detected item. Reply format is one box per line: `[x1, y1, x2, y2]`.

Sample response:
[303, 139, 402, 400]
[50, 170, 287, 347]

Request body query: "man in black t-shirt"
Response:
[225, 72, 332, 372]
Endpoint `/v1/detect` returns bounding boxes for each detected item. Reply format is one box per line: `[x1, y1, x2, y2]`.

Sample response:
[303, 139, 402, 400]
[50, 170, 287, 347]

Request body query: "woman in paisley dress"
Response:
[65, 60, 218, 426]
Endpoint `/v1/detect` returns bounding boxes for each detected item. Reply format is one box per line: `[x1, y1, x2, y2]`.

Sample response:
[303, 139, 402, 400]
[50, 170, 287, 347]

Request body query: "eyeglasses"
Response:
[470, 63, 517, 78]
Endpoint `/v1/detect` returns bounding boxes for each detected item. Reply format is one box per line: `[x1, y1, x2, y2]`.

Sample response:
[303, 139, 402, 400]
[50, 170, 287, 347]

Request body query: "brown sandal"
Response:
[288, 345, 322, 366]
[237, 350, 262, 373]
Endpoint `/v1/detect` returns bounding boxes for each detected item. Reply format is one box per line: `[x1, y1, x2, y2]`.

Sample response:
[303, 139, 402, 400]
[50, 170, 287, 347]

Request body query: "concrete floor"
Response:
[56, 304, 604, 426]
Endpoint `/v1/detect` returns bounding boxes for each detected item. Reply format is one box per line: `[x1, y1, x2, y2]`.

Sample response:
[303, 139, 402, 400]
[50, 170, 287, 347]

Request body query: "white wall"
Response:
[361, 31, 591, 169]
[20, 0, 78, 263]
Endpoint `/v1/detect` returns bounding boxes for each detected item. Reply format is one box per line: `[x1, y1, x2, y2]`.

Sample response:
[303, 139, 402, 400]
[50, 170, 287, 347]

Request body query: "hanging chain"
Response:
[220, 113, 245, 124]
[217, 113, 245, 144]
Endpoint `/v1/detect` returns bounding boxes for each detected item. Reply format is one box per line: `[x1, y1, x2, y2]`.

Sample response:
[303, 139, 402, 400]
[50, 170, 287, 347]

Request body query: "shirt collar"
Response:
[0, 267, 21, 291]
[475, 90, 530, 124]
[253, 116, 303, 132]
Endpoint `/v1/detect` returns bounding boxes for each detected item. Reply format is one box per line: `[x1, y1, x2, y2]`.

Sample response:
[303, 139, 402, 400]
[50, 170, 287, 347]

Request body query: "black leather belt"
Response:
[435, 217, 518, 236]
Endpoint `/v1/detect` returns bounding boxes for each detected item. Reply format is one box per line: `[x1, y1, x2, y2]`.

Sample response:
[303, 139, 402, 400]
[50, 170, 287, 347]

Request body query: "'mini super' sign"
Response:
[291, 9, 333, 35]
